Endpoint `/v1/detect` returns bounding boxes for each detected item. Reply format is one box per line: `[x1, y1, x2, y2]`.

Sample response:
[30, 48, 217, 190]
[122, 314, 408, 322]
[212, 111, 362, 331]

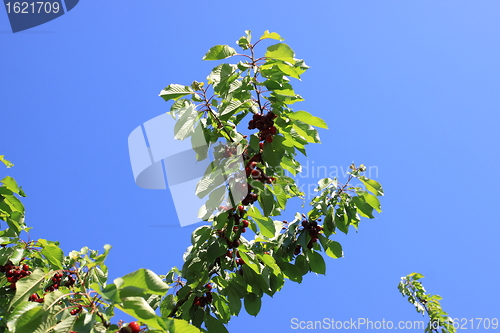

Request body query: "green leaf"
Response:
[174, 104, 200, 140]
[359, 176, 384, 196]
[159, 84, 195, 102]
[334, 207, 349, 234]
[51, 315, 77, 333]
[237, 30, 252, 50]
[260, 30, 284, 41]
[224, 284, 242, 316]
[203, 45, 237, 60]
[117, 297, 167, 332]
[291, 119, 321, 143]
[351, 196, 375, 219]
[306, 251, 326, 274]
[114, 268, 170, 299]
[265, 43, 295, 63]
[258, 187, 277, 217]
[288, 111, 328, 129]
[249, 207, 276, 238]
[160, 294, 176, 319]
[0, 156, 14, 168]
[212, 293, 231, 323]
[164, 318, 202, 333]
[1, 176, 25, 196]
[244, 293, 261, 316]
[40, 243, 63, 270]
[325, 240, 343, 259]
[361, 192, 382, 213]
[207, 239, 228, 262]
[204, 313, 229, 333]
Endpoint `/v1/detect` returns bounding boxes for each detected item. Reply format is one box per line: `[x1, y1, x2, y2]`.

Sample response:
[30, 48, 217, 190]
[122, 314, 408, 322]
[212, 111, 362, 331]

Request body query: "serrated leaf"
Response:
[40, 243, 63, 270]
[260, 30, 284, 41]
[114, 269, 170, 299]
[174, 104, 199, 140]
[1, 176, 24, 196]
[359, 176, 384, 196]
[159, 84, 195, 102]
[249, 207, 275, 238]
[265, 43, 295, 63]
[203, 45, 237, 61]
[288, 111, 328, 129]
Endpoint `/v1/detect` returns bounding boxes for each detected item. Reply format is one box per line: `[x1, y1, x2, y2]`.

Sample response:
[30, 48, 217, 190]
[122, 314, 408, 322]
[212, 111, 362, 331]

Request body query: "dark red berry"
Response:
[22, 264, 29, 271]
[242, 220, 249, 228]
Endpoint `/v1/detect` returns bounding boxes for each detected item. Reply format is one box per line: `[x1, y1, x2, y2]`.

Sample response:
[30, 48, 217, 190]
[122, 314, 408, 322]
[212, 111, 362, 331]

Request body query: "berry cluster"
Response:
[218, 206, 247, 250]
[44, 271, 76, 292]
[225, 249, 245, 266]
[0, 261, 32, 290]
[232, 218, 250, 234]
[70, 304, 82, 316]
[193, 283, 213, 308]
[247, 111, 278, 143]
[29, 292, 44, 303]
[301, 219, 323, 249]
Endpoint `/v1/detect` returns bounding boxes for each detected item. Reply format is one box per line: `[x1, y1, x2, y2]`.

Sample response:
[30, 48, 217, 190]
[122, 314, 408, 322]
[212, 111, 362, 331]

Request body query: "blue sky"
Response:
[1, 1, 499, 332]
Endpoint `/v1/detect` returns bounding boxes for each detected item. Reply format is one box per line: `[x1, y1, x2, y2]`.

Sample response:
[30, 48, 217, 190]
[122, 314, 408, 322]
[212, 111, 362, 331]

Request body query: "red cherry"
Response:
[242, 220, 249, 228]
[259, 142, 264, 149]
[22, 264, 29, 271]
[205, 283, 212, 290]
[270, 126, 277, 135]
[238, 205, 244, 213]
[233, 226, 239, 232]
[266, 135, 273, 143]
[128, 321, 141, 333]
[251, 169, 260, 178]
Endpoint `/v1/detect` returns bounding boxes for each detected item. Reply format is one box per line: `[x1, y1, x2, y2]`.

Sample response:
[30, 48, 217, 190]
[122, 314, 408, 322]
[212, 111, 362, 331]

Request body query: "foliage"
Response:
[0, 31, 391, 333]
[398, 273, 455, 333]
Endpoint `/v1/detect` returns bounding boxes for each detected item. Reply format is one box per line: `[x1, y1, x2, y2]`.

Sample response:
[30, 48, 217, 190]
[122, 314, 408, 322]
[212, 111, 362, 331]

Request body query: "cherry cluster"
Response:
[232, 218, 250, 234]
[247, 111, 278, 143]
[0, 261, 32, 290]
[302, 219, 323, 249]
[193, 283, 213, 308]
[69, 304, 83, 315]
[44, 271, 76, 292]
[28, 292, 44, 303]
[218, 206, 247, 249]
[225, 249, 245, 266]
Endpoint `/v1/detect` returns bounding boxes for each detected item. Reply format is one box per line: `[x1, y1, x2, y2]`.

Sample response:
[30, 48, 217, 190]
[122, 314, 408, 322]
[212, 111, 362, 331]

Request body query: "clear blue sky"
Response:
[2, 1, 499, 332]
